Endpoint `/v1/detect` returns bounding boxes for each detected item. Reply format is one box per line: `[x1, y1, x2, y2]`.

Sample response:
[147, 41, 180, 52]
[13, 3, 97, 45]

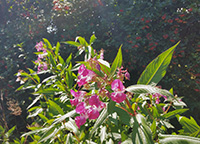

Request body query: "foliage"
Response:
[14, 35, 200, 143]
[0, 0, 199, 140]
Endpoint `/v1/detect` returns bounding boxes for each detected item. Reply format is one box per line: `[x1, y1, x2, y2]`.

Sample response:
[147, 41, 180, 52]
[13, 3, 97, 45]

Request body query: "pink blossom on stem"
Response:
[87, 108, 99, 120]
[111, 79, 126, 103]
[125, 71, 130, 80]
[111, 79, 125, 92]
[77, 64, 96, 87]
[76, 102, 86, 114]
[75, 116, 86, 128]
[89, 95, 101, 107]
[111, 92, 126, 103]
[35, 41, 44, 51]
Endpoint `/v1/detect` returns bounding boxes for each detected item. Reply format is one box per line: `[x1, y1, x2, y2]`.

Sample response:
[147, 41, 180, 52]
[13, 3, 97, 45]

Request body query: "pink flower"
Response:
[43, 62, 48, 70]
[89, 95, 101, 107]
[87, 108, 99, 120]
[111, 92, 126, 103]
[125, 71, 130, 80]
[76, 102, 86, 114]
[70, 90, 86, 106]
[70, 99, 79, 106]
[111, 79, 125, 91]
[77, 64, 96, 87]
[35, 41, 44, 51]
[75, 116, 86, 128]
[111, 79, 126, 103]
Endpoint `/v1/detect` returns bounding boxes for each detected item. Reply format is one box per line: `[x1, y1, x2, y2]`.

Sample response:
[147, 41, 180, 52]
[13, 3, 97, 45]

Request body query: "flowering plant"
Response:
[16, 35, 200, 143]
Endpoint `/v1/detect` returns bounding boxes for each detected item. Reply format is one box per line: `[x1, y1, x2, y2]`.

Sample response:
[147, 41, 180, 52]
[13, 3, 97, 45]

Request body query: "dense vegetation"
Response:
[0, 0, 199, 143]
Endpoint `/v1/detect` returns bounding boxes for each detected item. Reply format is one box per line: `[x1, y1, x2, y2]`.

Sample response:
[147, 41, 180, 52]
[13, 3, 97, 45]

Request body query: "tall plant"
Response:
[15, 35, 200, 143]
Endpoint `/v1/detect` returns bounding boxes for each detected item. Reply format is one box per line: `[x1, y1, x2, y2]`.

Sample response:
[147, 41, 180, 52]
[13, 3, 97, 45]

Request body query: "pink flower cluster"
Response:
[70, 90, 106, 128]
[110, 79, 127, 103]
[152, 93, 167, 104]
[71, 64, 127, 128]
[35, 41, 48, 72]
[77, 64, 96, 87]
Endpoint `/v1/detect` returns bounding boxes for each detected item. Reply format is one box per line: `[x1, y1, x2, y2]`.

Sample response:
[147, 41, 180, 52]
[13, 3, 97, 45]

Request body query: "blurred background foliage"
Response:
[0, 0, 199, 138]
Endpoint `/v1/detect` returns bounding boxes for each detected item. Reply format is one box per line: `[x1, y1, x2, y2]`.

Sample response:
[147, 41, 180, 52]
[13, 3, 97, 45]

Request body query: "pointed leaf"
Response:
[126, 84, 174, 99]
[158, 134, 200, 144]
[137, 41, 180, 85]
[109, 45, 123, 79]
[163, 109, 189, 119]
[48, 100, 64, 115]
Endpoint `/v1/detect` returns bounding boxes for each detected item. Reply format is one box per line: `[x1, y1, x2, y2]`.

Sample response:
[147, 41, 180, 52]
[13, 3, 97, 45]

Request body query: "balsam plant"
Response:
[16, 35, 200, 143]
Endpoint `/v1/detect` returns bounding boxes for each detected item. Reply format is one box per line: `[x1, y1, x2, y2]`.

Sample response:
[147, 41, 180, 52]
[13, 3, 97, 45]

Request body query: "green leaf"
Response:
[137, 41, 180, 85]
[63, 41, 81, 47]
[49, 52, 57, 68]
[163, 109, 189, 119]
[89, 107, 109, 137]
[55, 42, 60, 56]
[150, 120, 157, 139]
[38, 114, 49, 123]
[158, 134, 200, 144]
[109, 45, 123, 79]
[108, 100, 116, 114]
[66, 53, 72, 65]
[48, 100, 64, 115]
[52, 109, 76, 125]
[114, 106, 131, 126]
[76, 36, 89, 47]
[35, 88, 60, 95]
[89, 34, 96, 45]
[126, 84, 174, 99]
[58, 55, 64, 66]
[43, 38, 53, 49]
[131, 114, 154, 144]
[27, 95, 42, 109]
[177, 115, 200, 136]
[5, 126, 16, 138]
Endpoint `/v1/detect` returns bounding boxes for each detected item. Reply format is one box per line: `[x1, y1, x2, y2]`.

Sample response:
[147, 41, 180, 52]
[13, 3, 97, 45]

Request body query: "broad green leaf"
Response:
[76, 36, 89, 47]
[5, 126, 16, 138]
[34, 88, 60, 95]
[49, 52, 57, 68]
[55, 42, 60, 56]
[98, 59, 111, 75]
[163, 109, 189, 119]
[58, 55, 64, 66]
[177, 115, 200, 135]
[89, 107, 109, 137]
[158, 134, 200, 144]
[131, 114, 154, 144]
[52, 109, 76, 125]
[66, 53, 72, 65]
[114, 106, 131, 126]
[109, 45, 123, 79]
[43, 38, 53, 49]
[27, 95, 42, 109]
[63, 41, 81, 47]
[137, 41, 180, 85]
[28, 108, 43, 118]
[126, 84, 174, 99]
[89, 34, 96, 45]
[150, 120, 157, 139]
[38, 114, 49, 123]
[48, 100, 64, 115]
[108, 100, 116, 114]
